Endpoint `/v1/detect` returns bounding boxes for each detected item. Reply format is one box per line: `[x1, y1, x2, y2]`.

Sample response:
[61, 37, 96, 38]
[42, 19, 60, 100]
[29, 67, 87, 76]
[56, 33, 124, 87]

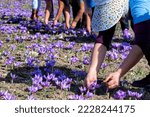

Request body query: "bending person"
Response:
[104, 0, 150, 88]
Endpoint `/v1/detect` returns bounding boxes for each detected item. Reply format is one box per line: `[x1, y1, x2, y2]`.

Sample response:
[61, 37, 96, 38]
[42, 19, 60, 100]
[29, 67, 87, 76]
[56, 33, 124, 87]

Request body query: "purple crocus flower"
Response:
[120, 53, 128, 60]
[107, 52, 118, 60]
[64, 78, 72, 84]
[32, 74, 43, 85]
[88, 81, 97, 91]
[3, 93, 16, 100]
[0, 41, 3, 47]
[55, 80, 61, 86]
[113, 90, 127, 99]
[123, 29, 132, 40]
[0, 74, 2, 78]
[70, 29, 76, 35]
[79, 86, 87, 94]
[28, 86, 39, 93]
[0, 90, 4, 96]
[0, 90, 16, 100]
[31, 67, 42, 76]
[38, 46, 47, 54]
[101, 63, 108, 69]
[11, 44, 16, 51]
[15, 36, 23, 43]
[86, 91, 94, 98]
[5, 56, 15, 65]
[53, 69, 63, 76]
[68, 94, 78, 100]
[41, 81, 51, 87]
[82, 29, 88, 36]
[26, 56, 35, 66]
[3, 51, 10, 56]
[58, 75, 67, 81]
[66, 42, 76, 49]
[127, 90, 143, 99]
[10, 73, 17, 80]
[14, 62, 22, 67]
[48, 53, 56, 59]
[80, 43, 92, 52]
[54, 40, 64, 48]
[70, 56, 79, 64]
[83, 56, 90, 65]
[45, 73, 55, 81]
[60, 81, 71, 90]
[46, 60, 56, 67]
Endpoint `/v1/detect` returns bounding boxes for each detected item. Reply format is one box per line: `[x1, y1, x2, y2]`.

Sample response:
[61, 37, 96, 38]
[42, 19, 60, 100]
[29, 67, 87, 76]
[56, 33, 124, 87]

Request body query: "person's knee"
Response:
[95, 35, 110, 50]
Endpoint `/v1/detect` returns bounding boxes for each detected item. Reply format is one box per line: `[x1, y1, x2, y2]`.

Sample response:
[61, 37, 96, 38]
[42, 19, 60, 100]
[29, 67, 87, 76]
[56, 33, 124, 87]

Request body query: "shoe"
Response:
[132, 73, 150, 87]
[123, 28, 132, 40]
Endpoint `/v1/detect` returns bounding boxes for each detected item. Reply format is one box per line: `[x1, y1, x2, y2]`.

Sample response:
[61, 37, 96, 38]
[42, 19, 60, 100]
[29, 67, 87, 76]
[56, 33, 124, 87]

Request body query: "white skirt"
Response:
[92, 0, 129, 32]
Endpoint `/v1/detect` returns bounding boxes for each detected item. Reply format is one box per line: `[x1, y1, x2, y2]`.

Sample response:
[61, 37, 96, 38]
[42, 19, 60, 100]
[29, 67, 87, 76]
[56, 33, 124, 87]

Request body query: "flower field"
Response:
[0, 0, 150, 100]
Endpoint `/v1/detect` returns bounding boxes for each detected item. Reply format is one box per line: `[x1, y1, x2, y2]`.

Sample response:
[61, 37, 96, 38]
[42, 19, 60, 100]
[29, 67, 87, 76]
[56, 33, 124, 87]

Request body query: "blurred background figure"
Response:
[31, 0, 41, 20]
[44, 0, 53, 24]
[53, 0, 85, 29]
[84, 0, 95, 33]
[31, 0, 54, 24]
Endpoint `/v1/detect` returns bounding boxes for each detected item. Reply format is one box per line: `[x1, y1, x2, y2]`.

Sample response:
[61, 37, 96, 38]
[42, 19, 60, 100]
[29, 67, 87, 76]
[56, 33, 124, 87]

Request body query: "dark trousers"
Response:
[134, 20, 150, 66]
[50, 0, 54, 20]
[71, 1, 82, 28]
[96, 25, 116, 50]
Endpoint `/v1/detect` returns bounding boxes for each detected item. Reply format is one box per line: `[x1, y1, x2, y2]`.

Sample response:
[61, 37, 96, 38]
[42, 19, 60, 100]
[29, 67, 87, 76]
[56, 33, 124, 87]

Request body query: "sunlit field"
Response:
[0, 0, 150, 100]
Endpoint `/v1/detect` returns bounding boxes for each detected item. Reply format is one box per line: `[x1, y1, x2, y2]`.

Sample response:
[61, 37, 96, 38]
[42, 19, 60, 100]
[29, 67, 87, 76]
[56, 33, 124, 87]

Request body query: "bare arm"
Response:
[84, 43, 107, 87]
[71, 1, 85, 28]
[85, 13, 91, 33]
[104, 45, 144, 89]
[64, 5, 70, 28]
[117, 45, 143, 77]
[54, 0, 65, 22]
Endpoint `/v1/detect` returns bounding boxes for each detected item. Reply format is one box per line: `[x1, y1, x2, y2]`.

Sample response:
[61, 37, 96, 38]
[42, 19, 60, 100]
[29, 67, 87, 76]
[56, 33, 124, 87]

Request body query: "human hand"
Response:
[104, 72, 121, 89]
[65, 23, 70, 29]
[71, 21, 77, 29]
[84, 71, 97, 88]
[86, 27, 91, 34]
[53, 20, 58, 26]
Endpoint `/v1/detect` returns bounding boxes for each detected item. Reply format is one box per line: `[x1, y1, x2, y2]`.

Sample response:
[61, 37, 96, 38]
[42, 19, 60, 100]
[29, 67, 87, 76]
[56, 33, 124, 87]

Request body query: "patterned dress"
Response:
[92, 0, 129, 32]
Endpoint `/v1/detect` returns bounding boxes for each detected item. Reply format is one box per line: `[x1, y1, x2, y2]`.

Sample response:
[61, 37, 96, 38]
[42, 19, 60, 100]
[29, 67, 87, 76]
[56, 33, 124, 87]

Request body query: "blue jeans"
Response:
[32, 0, 41, 10]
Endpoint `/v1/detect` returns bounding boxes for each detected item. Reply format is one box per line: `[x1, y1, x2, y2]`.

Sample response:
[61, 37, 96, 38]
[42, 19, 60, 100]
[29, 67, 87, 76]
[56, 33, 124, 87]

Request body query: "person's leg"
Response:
[50, 0, 54, 20]
[54, 0, 65, 25]
[64, 5, 70, 29]
[36, 0, 41, 19]
[44, 0, 52, 24]
[131, 20, 150, 87]
[31, 0, 39, 20]
[120, 18, 129, 30]
[85, 12, 91, 33]
[71, 1, 81, 28]
[84, 25, 116, 87]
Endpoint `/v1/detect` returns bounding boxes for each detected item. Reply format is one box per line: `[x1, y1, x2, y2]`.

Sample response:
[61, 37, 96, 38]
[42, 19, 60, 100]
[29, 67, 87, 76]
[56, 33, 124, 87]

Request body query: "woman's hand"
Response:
[84, 71, 97, 88]
[104, 72, 121, 89]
